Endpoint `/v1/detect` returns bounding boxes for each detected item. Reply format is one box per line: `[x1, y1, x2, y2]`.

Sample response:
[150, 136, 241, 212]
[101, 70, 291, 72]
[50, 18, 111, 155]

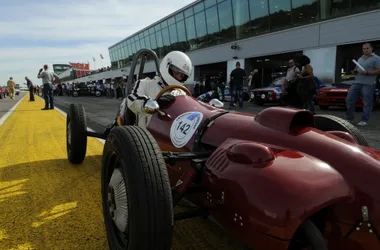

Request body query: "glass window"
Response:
[205, 0, 217, 9]
[326, 0, 350, 18]
[184, 7, 193, 17]
[176, 20, 187, 42]
[206, 6, 219, 35]
[150, 33, 157, 49]
[176, 20, 189, 51]
[156, 30, 163, 48]
[194, 11, 207, 38]
[291, 0, 319, 25]
[149, 27, 155, 34]
[268, 0, 292, 31]
[155, 31, 164, 58]
[121, 47, 125, 59]
[351, 0, 380, 15]
[139, 39, 145, 50]
[138, 33, 144, 40]
[194, 2, 204, 13]
[161, 20, 168, 28]
[131, 42, 136, 54]
[154, 24, 161, 31]
[168, 17, 175, 26]
[232, 0, 250, 39]
[175, 12, 184, 22]
[144, 30, 149, 37]
[161, 27, 170, 46]
[127, 44, 132, 57]
[218, 0, 235, 43]
[145, 36, 151, 48]
[116, 50, 120, 60]
[169, 24, 178, 44]
[185, 16, 198, 50]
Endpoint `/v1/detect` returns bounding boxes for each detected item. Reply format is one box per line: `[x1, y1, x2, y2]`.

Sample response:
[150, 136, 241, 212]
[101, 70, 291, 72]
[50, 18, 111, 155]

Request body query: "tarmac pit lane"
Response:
[0, 95, 245, 250]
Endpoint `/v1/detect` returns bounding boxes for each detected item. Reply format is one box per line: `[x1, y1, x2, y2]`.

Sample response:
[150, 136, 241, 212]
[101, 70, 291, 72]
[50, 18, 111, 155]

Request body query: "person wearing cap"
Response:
[7, 77, 16, 100]
[37, 64, 59, 110]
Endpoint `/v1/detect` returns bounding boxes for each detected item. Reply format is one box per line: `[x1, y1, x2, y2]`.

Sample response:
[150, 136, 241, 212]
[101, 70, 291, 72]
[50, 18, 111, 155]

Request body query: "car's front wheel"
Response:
[288, 219, 327, 250]
[66, 103, 87, 164]
[314, 114, 369, 147]
[101, 126, 173, 250]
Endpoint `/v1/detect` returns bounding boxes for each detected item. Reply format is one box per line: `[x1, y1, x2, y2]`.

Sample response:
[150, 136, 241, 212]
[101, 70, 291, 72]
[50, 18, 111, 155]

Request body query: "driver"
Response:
[127, 51, 192, 128]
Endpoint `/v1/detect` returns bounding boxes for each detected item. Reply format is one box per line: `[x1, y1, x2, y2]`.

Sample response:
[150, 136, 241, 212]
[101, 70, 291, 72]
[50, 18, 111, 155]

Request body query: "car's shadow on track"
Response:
[0, 157, 245, 250]
[172, 202, 246, 250]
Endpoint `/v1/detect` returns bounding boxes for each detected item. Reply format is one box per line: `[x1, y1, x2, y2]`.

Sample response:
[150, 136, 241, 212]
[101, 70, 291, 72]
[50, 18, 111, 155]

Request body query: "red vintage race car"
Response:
[0, 86, 8, 98]
[316, 76, 380, 110]
[66, 49, 380, 250]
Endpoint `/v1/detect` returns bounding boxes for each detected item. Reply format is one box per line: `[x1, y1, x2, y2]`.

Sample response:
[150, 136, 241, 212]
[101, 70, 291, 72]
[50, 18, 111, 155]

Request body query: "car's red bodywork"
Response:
[118, 93, 380, 249]
[316, 85, 364, 108]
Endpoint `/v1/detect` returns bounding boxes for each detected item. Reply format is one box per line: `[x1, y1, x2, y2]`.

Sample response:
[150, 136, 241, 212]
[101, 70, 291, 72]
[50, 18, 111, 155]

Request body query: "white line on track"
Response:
[0, 93, 28, 127]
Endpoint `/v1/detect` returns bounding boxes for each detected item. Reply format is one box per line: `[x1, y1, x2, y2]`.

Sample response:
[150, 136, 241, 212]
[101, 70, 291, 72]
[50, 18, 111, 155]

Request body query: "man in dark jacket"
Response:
[229, 61, 247, 108]
[25, 76, 35, 101]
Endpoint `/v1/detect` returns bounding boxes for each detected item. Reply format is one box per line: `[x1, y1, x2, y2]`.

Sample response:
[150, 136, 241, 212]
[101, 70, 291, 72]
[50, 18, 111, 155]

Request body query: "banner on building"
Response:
[69, 62, 90, 78]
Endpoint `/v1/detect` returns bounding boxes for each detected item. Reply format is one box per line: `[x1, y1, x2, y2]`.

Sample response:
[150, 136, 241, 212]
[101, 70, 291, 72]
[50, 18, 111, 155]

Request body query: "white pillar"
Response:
[303, 46, 337, 83]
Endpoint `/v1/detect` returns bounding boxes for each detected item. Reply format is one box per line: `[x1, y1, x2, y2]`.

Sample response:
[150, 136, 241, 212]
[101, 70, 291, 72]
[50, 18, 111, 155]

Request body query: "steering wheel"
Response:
[155, 84, 191, 100]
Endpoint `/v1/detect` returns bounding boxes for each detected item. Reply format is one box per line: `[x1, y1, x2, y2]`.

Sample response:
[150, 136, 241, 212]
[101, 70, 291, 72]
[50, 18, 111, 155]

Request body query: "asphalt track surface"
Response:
[0, 93, 246, 250]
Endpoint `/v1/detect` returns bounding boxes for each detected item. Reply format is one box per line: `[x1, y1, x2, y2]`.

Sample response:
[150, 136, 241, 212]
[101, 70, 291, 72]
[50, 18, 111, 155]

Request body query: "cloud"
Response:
[0, 0, 194, 85]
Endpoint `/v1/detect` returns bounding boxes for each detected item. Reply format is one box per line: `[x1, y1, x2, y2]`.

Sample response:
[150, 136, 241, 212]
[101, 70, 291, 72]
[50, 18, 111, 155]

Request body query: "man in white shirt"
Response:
[37, 64, 59, 110]
[281, 59, 300, 94]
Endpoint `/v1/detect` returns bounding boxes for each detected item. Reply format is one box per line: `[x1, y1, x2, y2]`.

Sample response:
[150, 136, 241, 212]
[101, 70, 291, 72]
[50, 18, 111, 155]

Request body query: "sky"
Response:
[0, 0, 194, 87]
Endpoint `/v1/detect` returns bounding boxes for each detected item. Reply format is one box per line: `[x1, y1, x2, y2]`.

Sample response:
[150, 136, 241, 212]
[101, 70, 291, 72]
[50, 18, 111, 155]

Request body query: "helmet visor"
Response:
[169, 64, 189, 82]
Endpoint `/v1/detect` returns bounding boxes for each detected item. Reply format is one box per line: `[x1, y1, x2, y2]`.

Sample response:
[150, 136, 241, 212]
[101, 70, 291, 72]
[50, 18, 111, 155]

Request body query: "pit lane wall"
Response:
[72, 9, 380, 84]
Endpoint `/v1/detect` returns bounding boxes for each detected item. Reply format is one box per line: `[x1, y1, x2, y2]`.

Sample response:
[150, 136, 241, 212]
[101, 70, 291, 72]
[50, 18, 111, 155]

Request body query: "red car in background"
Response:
[0, 86, 8, 99]
[316, 76, 380, 110]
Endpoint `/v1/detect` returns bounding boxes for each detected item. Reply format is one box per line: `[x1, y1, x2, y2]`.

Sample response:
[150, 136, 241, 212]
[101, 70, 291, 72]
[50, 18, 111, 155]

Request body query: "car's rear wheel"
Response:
[66, 104, 87, 164]
[95, 90, 102, 97]
[314, 114, 369, 147]
[72, 91, 79, 97]
[288, 219, 327, 250]
[101, 126, 173, 250]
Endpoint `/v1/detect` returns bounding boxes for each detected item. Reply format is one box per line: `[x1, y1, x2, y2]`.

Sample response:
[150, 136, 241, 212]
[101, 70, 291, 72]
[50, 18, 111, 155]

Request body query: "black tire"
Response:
[314, 114, 369, 147]
[66, 104, 87, 164]
[101, 126, 173, 250]
[72, 91, 79, 97]
[288, 219, 327, 250]
[95, 90, 102, 97]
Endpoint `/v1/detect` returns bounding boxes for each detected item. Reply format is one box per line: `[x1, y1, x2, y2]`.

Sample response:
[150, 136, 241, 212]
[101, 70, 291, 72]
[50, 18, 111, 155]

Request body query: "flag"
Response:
[93, 57, 96, 62]
[100, 54, 104, 59]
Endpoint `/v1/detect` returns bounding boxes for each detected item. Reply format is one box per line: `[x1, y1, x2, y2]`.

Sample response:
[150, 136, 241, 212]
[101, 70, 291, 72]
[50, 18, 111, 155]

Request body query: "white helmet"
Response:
[159, 51, 192, 85]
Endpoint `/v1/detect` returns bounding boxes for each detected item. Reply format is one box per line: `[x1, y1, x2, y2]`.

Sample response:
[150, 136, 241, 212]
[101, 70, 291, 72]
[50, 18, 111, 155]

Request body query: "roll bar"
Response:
[126, 48, 161, 95]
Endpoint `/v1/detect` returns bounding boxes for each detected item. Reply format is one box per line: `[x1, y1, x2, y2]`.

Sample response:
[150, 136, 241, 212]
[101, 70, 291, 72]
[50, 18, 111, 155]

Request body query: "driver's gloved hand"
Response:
[157, 94, 176, 106]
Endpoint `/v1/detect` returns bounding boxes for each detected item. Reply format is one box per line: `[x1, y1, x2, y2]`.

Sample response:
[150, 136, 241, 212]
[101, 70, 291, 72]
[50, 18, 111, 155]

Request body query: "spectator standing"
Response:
[37, 64, 59, 110]
[216, 72, 226, 102]
[296, 55, 316, 114]
[7, 77, 16, 100]
[25, 76, 35, 101]
[346, 42, 380, 126]
[229, 61, 247, 108]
